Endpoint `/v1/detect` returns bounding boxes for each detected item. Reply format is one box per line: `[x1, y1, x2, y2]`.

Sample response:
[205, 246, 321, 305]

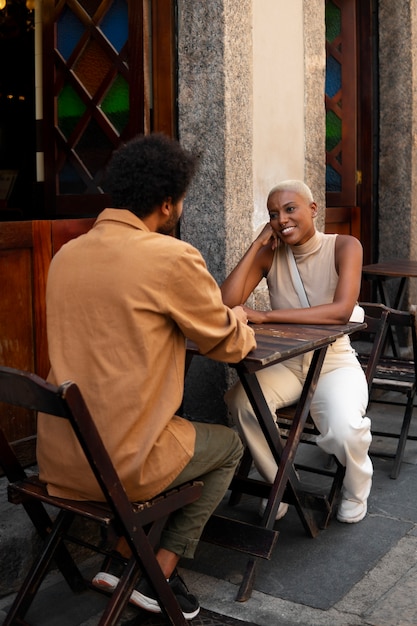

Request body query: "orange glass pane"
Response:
[73, 39, 113, 97]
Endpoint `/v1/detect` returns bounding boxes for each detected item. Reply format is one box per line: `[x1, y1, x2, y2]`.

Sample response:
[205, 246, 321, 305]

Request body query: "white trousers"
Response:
[225, 336, 373, 504]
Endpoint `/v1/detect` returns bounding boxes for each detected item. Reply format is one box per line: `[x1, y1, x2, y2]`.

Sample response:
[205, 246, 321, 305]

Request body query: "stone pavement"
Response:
[0, 397, 416, 625]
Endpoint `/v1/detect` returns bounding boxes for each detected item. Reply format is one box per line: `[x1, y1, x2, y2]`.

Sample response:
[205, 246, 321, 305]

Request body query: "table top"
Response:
[362, 259, 417, 278]
[187, 322, 365, 373]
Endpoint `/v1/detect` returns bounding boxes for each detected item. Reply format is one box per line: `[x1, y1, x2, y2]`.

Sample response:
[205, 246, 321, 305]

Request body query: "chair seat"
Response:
[8, 475, 202, 527]
[358, 355, 415, 390]
[8, 475, 114, 524]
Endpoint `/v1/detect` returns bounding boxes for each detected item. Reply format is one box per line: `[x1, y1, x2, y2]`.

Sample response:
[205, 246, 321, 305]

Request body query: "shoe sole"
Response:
[92, 571, 200, 619]
[259, 500, 289, 521]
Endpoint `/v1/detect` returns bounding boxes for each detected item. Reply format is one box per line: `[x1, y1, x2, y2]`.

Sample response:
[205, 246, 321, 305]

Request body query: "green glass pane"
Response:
[58, 84, 86, 138]
[325, 1, 341, 43]
[76, 118, 114, 176]
[326, 110, 341, 152]
[100, 74, 129, 133]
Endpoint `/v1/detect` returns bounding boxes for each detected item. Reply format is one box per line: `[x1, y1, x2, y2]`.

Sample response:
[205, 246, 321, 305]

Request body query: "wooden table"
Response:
[186, 321, 365, 601]
[362, 260, 417, 355]
[362, 260, 417, 309]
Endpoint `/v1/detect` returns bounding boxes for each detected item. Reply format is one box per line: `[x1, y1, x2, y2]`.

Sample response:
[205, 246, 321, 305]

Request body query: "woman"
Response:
[222, 180, 372, 523]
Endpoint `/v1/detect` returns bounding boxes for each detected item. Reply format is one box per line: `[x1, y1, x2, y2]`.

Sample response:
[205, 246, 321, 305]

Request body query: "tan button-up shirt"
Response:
[37, 209, 256, 501]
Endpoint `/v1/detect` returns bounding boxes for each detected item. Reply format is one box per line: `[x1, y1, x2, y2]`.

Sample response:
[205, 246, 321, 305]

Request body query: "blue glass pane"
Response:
[325, 55, 341, 98]
[57, 6, 85, 61]
[100, 0, 128, 53]
[59, 162, 86, 194]
[326, 164, 341, 192]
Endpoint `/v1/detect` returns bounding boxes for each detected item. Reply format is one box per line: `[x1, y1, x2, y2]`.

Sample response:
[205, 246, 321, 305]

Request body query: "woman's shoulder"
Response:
[334, 233, 363, 250]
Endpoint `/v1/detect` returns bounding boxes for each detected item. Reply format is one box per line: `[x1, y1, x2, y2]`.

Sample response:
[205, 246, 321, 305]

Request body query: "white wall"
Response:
[252, 0, 305, 229]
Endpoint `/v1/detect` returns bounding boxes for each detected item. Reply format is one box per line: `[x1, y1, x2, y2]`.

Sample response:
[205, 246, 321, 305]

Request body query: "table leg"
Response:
[234, 346, 328, 601]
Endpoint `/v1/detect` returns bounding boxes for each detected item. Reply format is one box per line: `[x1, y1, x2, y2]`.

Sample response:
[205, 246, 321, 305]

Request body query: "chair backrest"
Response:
[0, 366, 136, 531]
[351, 303, 391, 391]
[387, 306, 417, 377]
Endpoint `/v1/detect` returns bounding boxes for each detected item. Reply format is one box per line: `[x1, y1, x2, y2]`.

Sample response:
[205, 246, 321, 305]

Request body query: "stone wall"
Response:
[378, 0, 417, 305]
[177, 1, 325, 421]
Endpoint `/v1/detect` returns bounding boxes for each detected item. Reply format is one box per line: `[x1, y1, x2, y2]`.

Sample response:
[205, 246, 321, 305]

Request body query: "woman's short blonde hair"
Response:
[268, 180, 314, 204]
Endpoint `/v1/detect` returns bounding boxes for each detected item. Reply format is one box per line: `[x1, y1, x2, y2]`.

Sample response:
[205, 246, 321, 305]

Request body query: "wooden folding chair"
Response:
[355, 305, 417, 478]
[230, 303, 391, 528]
[0, 366, 203, 626]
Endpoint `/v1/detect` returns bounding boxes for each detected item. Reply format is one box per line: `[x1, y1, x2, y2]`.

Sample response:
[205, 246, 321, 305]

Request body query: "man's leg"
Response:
[93, 422, 243, 617]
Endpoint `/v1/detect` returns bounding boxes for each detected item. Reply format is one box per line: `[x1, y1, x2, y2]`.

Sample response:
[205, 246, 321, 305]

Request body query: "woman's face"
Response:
[267, 189, 317, 246]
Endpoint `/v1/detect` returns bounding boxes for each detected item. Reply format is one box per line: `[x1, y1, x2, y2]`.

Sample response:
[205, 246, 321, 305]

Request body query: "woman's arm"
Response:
[242, 234, 363, 325]
[221, 223, 276, 307]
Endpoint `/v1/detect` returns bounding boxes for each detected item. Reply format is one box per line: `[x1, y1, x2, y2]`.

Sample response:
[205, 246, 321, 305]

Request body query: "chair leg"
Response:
[3, 510, 78, 626]
[236, 558, 258, 602]
[390, 396, 415, 479]
[321, 460, 345, 528]
[97, 556, 141, 626]
[22, 500, 87, 592]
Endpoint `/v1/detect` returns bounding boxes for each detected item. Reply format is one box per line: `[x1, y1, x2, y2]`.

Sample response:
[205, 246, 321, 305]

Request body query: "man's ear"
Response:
[311, 202, 318, 218]
[160, 197, 173, 216]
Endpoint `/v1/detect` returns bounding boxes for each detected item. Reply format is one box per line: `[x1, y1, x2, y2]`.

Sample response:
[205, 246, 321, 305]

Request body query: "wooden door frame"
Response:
[356, 0, 378, 267]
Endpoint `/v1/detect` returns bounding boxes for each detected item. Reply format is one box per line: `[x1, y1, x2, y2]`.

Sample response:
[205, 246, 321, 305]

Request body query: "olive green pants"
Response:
[159, 422, 243, 559]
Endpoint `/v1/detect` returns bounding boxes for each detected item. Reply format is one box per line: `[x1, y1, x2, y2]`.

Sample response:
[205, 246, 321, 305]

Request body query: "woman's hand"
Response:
[241, 305, 267, 324]
[254, 223, 278, 251]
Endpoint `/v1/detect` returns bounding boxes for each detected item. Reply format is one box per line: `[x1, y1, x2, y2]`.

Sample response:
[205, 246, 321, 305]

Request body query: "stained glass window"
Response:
[325, 0, 342, 193]
[54, 0, 129, 195]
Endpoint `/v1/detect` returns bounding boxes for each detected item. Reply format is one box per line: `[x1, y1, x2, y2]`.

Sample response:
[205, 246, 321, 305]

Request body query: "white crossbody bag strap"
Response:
[286, 246, 310, 308]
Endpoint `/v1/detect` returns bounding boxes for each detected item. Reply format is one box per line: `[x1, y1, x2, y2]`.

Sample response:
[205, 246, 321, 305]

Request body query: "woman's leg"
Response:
[224, 361, 303, 484]
[310, 349, 372, 521]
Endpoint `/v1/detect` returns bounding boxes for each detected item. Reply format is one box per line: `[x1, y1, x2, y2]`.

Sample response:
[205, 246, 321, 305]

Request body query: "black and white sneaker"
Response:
[92, 568, 200, 620]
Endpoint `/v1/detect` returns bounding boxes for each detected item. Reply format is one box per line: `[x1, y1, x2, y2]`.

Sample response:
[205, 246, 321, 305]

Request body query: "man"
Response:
[36, 133, 256, 619]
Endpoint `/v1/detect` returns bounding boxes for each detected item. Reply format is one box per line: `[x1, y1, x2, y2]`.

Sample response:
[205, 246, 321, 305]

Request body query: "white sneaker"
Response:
[92, 571, 161, 612]
[337, 498, 367, 523]
[92, 569, 200, 619]
[258, 498, 289, 520]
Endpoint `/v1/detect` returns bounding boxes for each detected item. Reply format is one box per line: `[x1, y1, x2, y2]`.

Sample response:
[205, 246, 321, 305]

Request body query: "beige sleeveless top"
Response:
[267, 230, 339, 309]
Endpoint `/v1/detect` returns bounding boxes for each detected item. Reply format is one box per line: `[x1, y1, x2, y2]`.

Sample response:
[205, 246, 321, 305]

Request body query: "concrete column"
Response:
[177, 0, 325, 421]
[379, 0, 417, 305]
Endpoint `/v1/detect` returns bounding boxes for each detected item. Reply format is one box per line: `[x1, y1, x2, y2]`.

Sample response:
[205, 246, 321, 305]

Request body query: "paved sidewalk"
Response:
[1, 399, 416, 625]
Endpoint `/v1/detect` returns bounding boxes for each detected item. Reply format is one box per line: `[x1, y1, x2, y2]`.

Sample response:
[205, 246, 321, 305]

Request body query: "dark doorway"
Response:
[0, 1, 36, 220]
